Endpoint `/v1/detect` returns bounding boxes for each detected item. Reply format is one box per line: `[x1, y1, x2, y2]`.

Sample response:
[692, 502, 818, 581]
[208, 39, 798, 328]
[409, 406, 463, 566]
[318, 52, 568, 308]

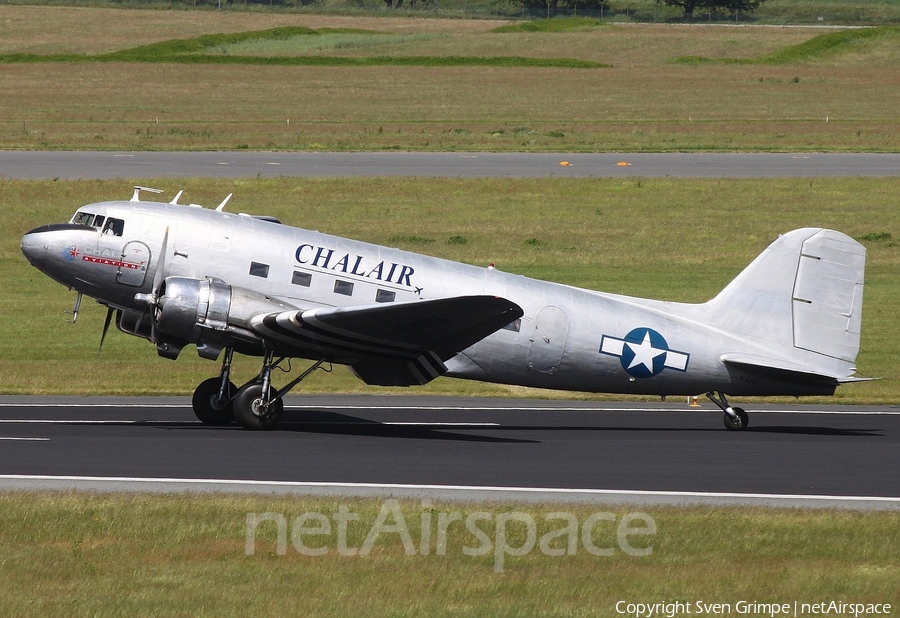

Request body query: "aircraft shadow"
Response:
[746, 425, 884, 437]
[126, 411, 884, 440]
[273, 411, 884, 439]
[274, 411, 537, 443]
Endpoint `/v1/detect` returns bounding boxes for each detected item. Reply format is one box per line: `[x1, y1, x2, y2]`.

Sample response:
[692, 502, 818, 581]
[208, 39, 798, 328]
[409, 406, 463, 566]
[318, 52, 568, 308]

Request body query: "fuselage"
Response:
[21, 198, 845, 397]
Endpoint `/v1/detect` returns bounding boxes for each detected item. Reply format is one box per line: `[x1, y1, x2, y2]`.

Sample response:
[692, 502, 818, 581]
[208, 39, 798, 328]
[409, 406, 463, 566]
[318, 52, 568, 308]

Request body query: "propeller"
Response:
[150, 227, 169, 343]
[134, 226, 169, 343]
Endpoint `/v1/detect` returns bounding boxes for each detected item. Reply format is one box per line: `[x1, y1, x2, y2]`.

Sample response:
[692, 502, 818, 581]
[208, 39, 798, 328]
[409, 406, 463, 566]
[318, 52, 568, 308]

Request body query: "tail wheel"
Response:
[233, 383, 283, 430]
[192, 377, 236, 425]
[723, 407, 749, 431]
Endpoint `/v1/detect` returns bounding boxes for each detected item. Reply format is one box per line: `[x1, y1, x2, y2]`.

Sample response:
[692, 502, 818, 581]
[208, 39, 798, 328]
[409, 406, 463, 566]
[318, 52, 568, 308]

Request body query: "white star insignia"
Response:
[626, 331, 666, 372]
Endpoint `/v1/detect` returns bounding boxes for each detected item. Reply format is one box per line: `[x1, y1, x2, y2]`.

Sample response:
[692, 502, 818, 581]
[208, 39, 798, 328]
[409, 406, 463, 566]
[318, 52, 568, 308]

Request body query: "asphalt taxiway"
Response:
[1, 396, 897, 508]
[2, 151, 900, 179]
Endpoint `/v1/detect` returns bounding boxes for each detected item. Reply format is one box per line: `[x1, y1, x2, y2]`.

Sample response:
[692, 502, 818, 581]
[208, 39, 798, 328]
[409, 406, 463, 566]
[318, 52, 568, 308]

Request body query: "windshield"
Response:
[71, 211, 125, 236]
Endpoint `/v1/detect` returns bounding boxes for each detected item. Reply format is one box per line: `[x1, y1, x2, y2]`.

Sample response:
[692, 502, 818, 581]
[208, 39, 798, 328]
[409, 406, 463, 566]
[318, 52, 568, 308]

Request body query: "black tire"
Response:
[233, 383, 283, 430]
[723, 407, 749, 431]
[192, 378, 236, 425]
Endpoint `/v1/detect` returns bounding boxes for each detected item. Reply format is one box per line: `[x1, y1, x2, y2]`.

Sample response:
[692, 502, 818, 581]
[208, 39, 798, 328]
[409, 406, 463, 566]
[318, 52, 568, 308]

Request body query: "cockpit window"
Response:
[102, 218, 125, 237]
[72, 212, 96, 227]
[72, 212, 118, 234]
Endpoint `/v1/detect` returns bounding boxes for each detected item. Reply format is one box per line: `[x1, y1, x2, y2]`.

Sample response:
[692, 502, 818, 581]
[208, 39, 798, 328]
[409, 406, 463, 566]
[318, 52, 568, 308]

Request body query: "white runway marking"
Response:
[0, 402, 898, 415]
[0, 437, 49, 441]
[0, 419, 499, 427]
[0, 475, 896, 509]
[0, 419, 187, 425]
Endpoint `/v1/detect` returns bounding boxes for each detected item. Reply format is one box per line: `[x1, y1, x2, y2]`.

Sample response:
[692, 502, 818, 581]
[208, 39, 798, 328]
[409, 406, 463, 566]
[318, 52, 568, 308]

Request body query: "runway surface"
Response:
[2, 151, 900, 179]
[1, 396, 898, 508]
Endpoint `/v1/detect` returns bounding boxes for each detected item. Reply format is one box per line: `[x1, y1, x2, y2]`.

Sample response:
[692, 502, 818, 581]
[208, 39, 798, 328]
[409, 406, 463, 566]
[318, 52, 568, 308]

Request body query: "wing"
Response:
[250, 295, 523, 386]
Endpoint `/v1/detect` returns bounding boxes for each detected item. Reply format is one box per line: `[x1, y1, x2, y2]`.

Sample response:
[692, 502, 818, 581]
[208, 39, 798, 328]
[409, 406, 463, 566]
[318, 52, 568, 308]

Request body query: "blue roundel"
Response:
[620, 327, 669, 378]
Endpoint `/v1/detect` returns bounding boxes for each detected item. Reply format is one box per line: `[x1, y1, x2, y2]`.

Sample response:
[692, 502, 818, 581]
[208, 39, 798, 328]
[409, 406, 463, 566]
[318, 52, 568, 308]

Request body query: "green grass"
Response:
[0, 25, 608, 69]
[216, 31, 445, 55]
[672, 25, 900, 64]
[4, 176, 899, 403]
[491, 17, 608, 32]
[0, 492, 896, 616]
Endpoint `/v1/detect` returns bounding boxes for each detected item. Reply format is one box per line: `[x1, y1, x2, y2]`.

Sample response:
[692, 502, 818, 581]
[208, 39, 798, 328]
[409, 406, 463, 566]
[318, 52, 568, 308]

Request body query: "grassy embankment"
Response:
[1, 8, 899, 151]
[3, 177, 897, 402]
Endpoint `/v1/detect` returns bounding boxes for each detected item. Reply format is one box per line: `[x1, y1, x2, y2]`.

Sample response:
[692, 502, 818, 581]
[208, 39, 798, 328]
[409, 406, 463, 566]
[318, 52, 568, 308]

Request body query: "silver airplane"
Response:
[20, 186, 869, 431]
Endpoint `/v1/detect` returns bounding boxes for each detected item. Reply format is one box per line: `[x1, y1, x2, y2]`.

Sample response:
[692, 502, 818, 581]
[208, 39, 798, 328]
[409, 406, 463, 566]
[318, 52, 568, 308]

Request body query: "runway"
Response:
[1, 396, 898, 508]
[2, 151, 900, 179]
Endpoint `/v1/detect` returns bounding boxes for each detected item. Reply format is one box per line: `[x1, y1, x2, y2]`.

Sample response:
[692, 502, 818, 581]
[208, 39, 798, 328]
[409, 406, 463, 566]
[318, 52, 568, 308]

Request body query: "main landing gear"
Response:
[190, 347, 327, 430]
[706, 391, 749, 431]
[191, 348, 237, 426]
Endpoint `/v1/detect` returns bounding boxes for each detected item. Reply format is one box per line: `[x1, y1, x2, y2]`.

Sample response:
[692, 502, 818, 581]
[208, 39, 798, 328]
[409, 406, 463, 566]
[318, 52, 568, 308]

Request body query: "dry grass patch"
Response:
[1, 8, 898, 151]
[1, 60, 898, 152]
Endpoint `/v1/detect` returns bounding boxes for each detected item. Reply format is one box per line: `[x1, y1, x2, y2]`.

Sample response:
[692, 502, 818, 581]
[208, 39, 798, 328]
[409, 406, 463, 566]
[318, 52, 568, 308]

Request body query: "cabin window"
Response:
[249, 262, 270, 278]
[502, 318, 521, 332]
[333, 280, 354, 296]
[102, 217, 125, 237]
[375, 289, 396, 303]
[291, 271, 312, 287]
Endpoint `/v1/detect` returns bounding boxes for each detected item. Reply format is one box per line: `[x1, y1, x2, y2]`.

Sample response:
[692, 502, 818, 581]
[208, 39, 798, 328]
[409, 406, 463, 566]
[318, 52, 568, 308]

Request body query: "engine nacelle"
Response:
[152, 276, 293, 360]
[155, 277, 229, 342]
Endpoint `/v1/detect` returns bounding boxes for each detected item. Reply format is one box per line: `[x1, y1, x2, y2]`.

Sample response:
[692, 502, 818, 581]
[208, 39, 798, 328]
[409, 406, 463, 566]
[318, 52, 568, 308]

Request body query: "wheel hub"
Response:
[249, 398, 269, 418]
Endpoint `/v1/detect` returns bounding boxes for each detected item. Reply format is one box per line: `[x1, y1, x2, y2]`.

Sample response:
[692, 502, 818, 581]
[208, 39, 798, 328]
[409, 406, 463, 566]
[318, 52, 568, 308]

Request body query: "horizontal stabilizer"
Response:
[720, 353, 840, 387]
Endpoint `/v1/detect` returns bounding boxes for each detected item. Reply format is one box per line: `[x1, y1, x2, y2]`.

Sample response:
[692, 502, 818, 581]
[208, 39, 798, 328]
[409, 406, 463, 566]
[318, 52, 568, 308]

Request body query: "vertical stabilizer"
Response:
[703, 228, 866, 373]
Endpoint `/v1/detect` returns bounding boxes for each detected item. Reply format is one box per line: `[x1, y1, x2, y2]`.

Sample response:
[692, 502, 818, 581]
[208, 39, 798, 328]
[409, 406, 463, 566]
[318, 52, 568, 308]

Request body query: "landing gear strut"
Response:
[706, 391, 749, 431]
[231, 352, 327, 431]
[191, 347, 236, 425]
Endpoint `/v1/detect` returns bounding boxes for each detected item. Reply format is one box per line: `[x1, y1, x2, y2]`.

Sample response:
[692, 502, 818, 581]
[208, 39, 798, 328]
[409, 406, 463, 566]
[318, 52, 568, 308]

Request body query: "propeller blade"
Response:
[98, 306, 115, 357]
[149, 227, 169, 344]
[152, 226, 169, 296]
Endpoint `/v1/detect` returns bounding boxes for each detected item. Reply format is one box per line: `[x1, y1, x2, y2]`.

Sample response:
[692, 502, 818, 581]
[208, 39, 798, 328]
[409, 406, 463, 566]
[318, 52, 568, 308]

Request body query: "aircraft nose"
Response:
[21, 223, 90, 270]
[20, 226, 50, 266]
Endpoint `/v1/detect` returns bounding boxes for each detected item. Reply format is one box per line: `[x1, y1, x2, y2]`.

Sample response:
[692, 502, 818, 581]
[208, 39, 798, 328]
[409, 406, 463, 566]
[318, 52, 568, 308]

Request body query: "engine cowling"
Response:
[149, 277, 294, 360]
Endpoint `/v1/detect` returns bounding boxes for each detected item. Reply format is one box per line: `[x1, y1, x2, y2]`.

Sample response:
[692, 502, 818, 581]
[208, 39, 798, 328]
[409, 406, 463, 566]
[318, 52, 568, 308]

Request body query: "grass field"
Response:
[0, 493, 896, 617]
[1, 7, 899, 152]
[3, 176, 898, 403]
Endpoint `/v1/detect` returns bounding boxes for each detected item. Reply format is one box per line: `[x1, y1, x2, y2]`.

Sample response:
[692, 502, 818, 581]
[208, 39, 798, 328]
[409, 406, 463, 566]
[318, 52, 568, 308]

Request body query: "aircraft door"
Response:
[116, 241, 150, 287]
[526, 306, 569, 375]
